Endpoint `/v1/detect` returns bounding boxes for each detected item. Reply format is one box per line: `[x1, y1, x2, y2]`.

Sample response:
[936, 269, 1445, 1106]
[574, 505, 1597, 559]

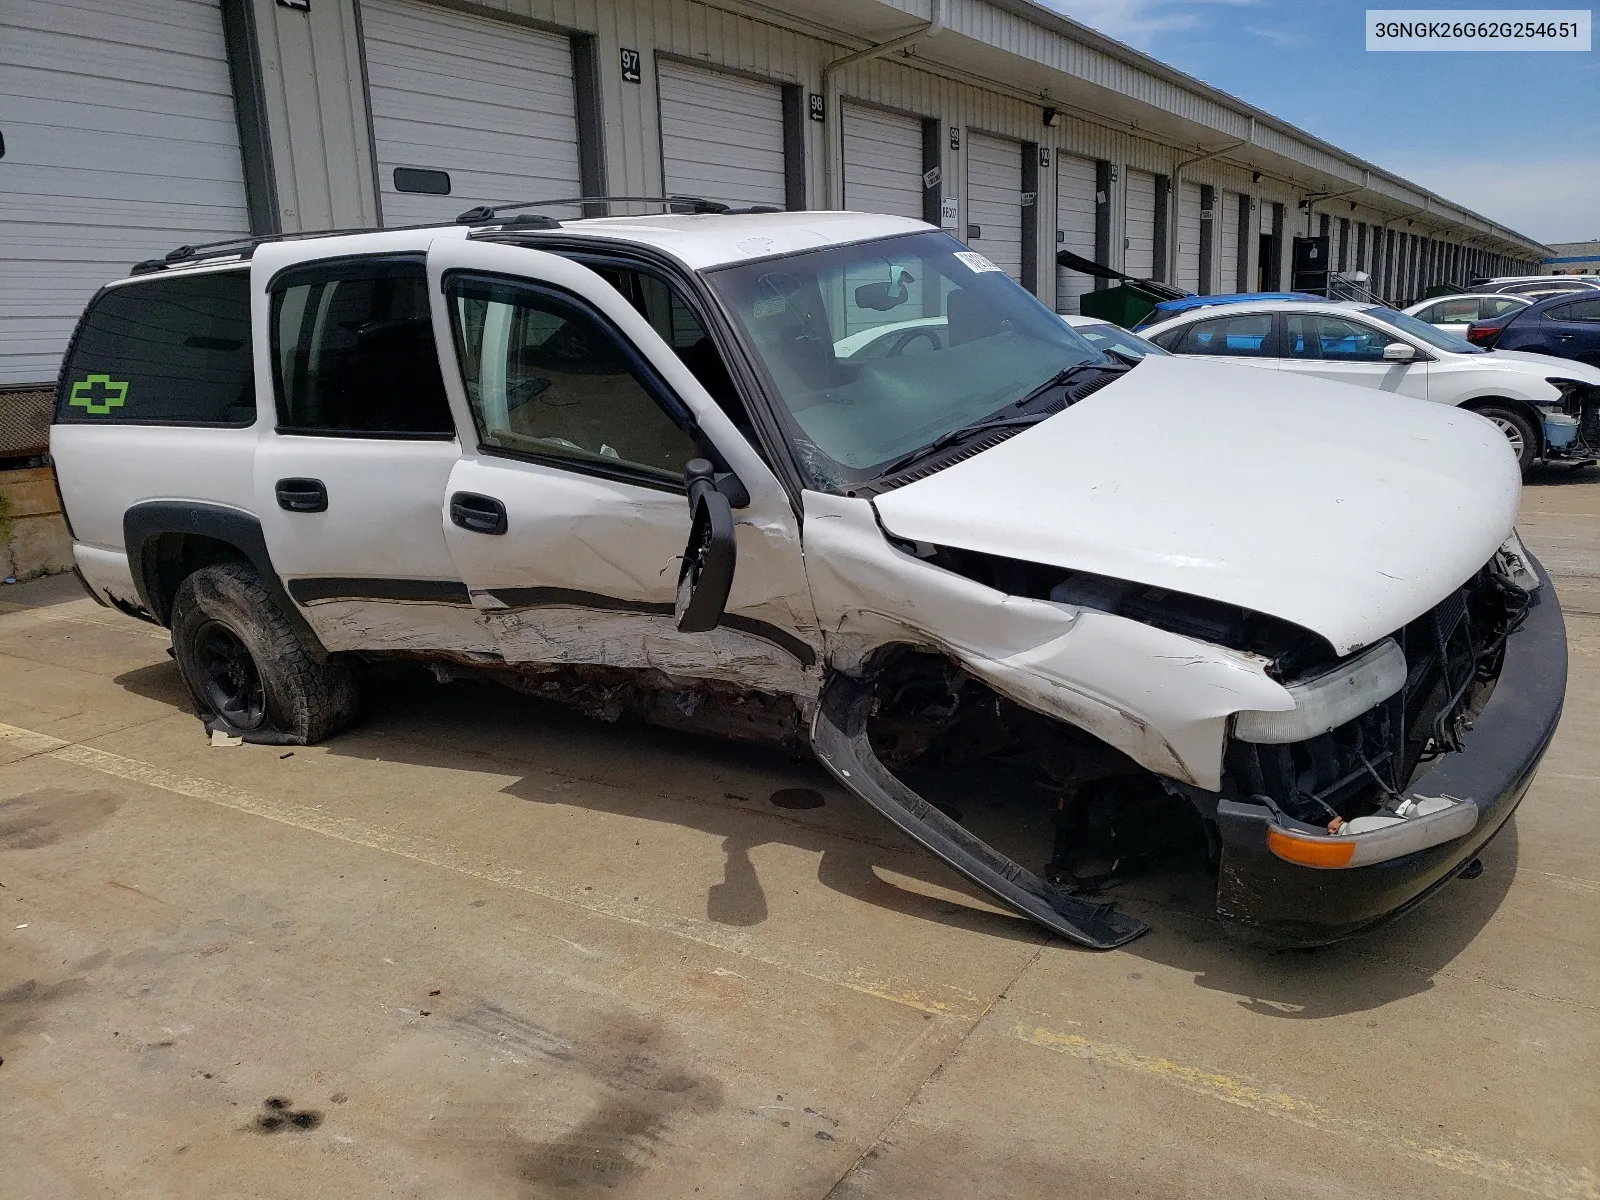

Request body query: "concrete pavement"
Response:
[1, 469, 1596, 1199]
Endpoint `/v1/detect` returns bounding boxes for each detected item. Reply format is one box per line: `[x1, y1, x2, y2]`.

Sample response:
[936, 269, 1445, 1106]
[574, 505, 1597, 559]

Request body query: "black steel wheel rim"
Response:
[194, 619, 266, 730]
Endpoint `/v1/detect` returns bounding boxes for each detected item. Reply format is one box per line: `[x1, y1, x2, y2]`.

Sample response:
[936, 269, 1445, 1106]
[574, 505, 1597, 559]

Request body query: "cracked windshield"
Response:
[709, 231, 1104, 485]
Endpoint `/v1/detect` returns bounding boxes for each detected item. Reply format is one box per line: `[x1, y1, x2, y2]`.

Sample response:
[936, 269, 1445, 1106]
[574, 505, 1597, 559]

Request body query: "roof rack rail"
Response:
[455, 195, 737, 222]
[128, 223, 443, 275]
[130, 195, 787, 276]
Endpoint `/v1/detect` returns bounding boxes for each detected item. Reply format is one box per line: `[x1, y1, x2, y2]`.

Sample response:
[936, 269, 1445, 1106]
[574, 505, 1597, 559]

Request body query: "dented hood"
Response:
[872, 356, 1520, 654]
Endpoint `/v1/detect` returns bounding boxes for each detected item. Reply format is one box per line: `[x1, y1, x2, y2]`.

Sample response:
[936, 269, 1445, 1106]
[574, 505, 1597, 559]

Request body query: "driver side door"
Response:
[1280, 313, 1429, 399]
[425, 239, 820, 698]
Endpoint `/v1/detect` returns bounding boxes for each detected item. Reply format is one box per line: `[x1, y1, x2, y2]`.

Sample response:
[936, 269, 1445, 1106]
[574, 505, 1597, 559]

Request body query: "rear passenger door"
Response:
[1543, 297, 1600, 366]
[1156, 311, 1280, 370]
[253, 254, 476, 653]
[424, 239, 819, 696]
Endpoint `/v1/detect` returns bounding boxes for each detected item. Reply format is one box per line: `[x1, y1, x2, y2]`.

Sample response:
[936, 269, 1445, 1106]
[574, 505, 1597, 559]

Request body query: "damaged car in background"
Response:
[51, 208, 1567, 949]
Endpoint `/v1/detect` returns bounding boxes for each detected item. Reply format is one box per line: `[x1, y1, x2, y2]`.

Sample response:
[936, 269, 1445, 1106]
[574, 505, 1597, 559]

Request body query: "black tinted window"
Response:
[270, 258, 454, 436]
[1550, 298, 1600, 323]
[57, 271, 254, 426]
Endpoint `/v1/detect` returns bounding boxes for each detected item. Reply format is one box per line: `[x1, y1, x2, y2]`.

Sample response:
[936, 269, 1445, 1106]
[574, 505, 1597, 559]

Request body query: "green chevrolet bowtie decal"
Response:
[69, 374, 129, 415]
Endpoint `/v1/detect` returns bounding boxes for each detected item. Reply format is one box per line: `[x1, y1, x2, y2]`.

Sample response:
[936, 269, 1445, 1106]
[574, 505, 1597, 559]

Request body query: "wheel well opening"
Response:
[863, 647, 1215, 892]
[1462, 397, 1543, 453]
[148, 533, 250, 625]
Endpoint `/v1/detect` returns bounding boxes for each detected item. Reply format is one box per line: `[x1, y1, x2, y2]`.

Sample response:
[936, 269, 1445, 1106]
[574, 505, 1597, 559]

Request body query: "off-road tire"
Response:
[170, 561, 358, 745]
[1476, 404, 1539, 473]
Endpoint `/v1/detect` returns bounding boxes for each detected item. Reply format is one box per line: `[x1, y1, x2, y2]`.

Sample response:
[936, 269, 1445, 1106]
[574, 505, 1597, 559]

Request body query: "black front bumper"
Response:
[1213, 555, 1568, 947]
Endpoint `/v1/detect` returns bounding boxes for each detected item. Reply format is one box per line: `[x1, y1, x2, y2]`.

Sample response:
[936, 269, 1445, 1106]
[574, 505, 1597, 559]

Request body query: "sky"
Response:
[1039, 0, 1599, 245]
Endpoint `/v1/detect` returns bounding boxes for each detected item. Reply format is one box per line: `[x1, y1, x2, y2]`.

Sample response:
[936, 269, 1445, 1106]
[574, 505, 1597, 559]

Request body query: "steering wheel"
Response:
[888, 328, 943, 357]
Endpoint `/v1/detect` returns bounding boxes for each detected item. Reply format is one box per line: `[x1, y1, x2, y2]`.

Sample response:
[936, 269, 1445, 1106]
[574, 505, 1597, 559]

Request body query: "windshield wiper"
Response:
[1011, 359, 1127, 410]
[873, 360, 1128, 481]
[875, 411, 1057, 478]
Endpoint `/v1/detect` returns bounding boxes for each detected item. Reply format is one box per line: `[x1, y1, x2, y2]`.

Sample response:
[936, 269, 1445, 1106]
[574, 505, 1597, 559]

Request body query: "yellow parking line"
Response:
[1015, 1024, 1599, 1200]
[0, 722, 982, 1019]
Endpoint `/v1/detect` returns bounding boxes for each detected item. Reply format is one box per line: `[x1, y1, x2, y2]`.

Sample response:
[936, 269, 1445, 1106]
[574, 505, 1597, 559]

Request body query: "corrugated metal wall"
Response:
[214, 0, 1549, 304]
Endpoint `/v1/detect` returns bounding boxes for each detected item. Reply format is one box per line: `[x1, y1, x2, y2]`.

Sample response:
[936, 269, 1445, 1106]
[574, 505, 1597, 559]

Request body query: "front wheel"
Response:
[1475, 404, 1539, 473]
[170, 562, 358, 745]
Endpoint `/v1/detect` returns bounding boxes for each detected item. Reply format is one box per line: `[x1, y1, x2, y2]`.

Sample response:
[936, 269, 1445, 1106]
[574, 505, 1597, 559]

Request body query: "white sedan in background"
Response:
[1405, 293, 1530, 336]
[1141, 298, 1600, 470]
[1061, 313, 1169, 361]
[832, 313, 1171, 364]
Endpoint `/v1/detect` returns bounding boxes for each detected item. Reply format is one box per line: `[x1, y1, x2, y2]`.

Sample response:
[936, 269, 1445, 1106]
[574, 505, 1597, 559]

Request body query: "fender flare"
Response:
[122, 501, 327, 655]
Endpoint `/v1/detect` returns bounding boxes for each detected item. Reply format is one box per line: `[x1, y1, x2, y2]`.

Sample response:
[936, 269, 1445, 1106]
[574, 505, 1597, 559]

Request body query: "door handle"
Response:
[275, 477, 328, 513]
[449, 491, 507, 535]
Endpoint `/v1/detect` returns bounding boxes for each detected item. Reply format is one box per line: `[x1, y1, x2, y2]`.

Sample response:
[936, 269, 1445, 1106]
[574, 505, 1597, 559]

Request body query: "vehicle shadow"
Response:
[1110, 818, 1519, 1019]
[1525, 461, 1600, 487]
[113, 659, 1519, 1011]
[113, 659, 1044, 945]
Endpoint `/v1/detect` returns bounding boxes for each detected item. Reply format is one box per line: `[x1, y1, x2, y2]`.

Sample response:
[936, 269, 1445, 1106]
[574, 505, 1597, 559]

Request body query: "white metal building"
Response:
[0, 0, 1550, 414]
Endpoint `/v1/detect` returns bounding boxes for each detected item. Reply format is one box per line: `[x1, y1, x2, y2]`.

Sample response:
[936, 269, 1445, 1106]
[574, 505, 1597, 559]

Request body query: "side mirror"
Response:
[675, 459, 736, 633]
[1382, 342, 1417, 362]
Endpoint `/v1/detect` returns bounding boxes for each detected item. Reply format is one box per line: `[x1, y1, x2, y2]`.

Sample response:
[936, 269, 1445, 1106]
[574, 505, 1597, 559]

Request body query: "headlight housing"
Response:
[1233, 637, 1406, 745]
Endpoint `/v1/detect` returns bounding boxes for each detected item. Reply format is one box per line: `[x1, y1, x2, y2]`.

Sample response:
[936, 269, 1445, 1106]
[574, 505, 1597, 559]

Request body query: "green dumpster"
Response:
[1079, 282, 1172, 329]
[1058, 249, 1189, 329]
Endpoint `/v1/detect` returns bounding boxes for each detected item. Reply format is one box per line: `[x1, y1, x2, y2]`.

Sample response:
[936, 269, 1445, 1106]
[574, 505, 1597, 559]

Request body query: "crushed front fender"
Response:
[810, 672, 1148, 949]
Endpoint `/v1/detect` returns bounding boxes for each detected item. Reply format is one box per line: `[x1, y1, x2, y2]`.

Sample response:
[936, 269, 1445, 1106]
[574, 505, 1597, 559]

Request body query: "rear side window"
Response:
[1172, 313, 1274, 357]
[270, 257, 454, 437]
[56, 271, 254, 426]
[1486, 297, 1525, 318]
[1426, 298, 1480, 325]
[1549, 298, 1600, 323]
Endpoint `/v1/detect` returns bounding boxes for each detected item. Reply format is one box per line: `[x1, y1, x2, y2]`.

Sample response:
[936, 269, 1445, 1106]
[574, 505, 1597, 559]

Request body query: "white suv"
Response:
[51, 206, 1566, 949]
[1142, 298, 1600, 470]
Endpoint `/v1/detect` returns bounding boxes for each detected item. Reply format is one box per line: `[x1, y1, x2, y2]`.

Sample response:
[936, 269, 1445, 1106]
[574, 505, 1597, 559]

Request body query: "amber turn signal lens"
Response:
[1267, 827, 1356, 868]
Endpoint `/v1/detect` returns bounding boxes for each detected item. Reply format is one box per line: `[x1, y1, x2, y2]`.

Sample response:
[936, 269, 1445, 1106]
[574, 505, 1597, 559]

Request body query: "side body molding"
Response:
[122, 501, 327, 655]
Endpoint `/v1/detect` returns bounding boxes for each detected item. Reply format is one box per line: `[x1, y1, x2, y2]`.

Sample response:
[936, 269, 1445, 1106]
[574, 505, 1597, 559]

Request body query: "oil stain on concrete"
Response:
[0, 788, 121, 850]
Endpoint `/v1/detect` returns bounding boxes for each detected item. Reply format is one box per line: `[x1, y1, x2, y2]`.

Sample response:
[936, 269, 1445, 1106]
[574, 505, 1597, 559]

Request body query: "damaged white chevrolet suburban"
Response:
[50, 205, 1567, 949]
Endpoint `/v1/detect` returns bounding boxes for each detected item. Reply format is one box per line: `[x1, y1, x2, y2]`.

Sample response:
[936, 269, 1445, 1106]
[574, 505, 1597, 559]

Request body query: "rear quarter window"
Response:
[56, 271, 255, 427]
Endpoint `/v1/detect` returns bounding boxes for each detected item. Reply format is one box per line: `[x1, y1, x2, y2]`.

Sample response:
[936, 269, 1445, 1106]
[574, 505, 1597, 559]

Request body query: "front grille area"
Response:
[1555, 381, 1600, 451]
[1224, 564, 1529, 827]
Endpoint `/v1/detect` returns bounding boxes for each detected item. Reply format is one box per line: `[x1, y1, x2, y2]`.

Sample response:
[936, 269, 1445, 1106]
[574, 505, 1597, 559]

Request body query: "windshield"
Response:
[1364, 306, 1484, 354]
[1070, 320, 1168, 360]
[708, 231, 1105, 486]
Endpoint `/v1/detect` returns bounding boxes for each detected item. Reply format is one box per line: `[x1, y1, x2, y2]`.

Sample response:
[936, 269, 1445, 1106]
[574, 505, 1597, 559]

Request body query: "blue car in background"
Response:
[1467, 290, 1600, 366]
[1132, 291, 1320, 330]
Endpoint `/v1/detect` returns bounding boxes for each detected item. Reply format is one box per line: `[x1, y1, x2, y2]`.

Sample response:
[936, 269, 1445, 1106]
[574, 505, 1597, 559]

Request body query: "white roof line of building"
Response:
[851, 0, 1547, 255]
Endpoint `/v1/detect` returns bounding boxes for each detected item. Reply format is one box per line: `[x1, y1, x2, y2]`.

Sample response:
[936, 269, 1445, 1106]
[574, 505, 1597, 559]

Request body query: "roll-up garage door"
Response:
[1176, 181, 1203, 293]
[363, 0, 582, 226]
[966, 133, 1023, 282]
[0, 0, 250, 386]
[842, 103, 923, 220]
[1055, 154, 1097, 313]
[660, 62, 786, 209]
[1219, 191, 1242, 293]
[1124, 169, 1157, 279]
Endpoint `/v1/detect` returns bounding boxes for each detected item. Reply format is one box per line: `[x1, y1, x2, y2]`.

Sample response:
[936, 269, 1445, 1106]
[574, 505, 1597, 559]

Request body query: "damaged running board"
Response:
[811, 673, 1148, 950]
